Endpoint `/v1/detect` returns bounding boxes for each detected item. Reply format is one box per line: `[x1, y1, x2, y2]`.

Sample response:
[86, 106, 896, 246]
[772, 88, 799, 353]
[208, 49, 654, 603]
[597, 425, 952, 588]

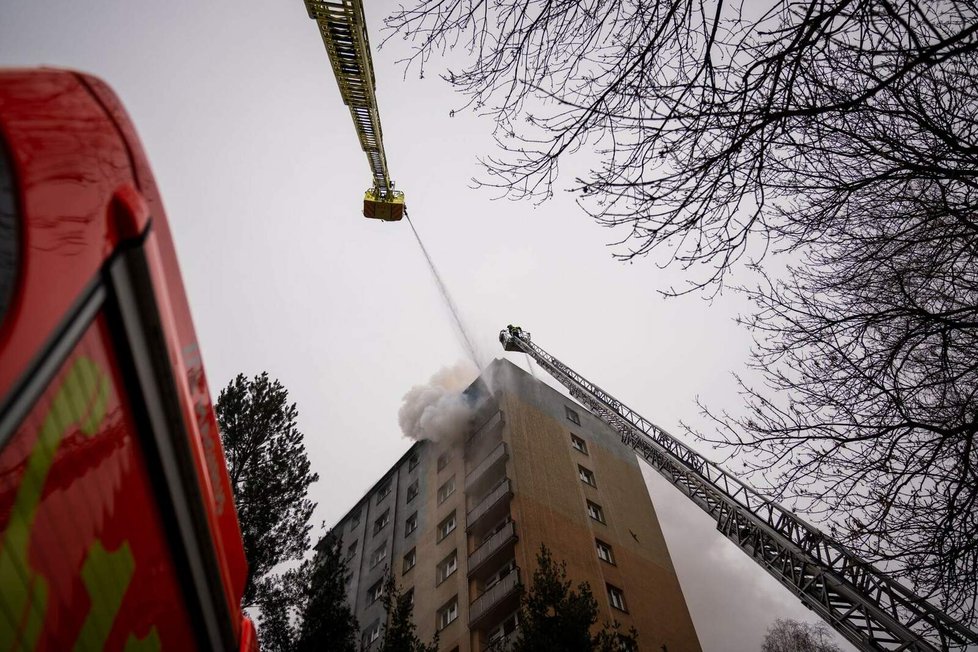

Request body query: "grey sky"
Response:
[1, 1, 854, 649]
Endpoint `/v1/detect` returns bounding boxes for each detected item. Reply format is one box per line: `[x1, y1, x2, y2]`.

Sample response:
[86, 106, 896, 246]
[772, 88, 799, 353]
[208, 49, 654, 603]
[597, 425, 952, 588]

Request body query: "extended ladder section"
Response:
[303, 0, 405, 221]
[498, 325, 978, 652]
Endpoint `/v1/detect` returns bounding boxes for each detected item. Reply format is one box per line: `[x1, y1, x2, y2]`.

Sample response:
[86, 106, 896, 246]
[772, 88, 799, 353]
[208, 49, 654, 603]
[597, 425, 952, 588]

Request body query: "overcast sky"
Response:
[1, 1, 855, 649]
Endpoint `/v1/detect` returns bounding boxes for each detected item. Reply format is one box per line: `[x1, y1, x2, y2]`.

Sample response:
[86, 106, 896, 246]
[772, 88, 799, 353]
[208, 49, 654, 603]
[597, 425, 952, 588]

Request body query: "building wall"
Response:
[333, 437, 471, 651]
[331, 358, 700, 652]
[494, 359, 701, 651]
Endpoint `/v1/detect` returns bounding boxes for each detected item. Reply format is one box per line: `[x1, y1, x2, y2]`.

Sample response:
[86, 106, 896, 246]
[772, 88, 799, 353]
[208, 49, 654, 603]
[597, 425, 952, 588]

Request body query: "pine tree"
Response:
[512, 545, 637, 652]
[215, 372, 319, 648]
[253, 566, 308, 652]
[295, 530, 359, 652]
[378, 573, 438, 652]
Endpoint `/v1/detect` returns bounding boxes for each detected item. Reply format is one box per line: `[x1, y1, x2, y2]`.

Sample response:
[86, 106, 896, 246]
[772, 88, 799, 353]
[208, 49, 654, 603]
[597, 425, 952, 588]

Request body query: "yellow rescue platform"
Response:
[304, 0, 407, 223]
[363, 188, 405, 221]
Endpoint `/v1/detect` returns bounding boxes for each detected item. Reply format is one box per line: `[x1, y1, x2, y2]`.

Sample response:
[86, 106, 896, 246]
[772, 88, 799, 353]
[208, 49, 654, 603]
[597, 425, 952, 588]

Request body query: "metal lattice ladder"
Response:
[499, 325, 978, 652]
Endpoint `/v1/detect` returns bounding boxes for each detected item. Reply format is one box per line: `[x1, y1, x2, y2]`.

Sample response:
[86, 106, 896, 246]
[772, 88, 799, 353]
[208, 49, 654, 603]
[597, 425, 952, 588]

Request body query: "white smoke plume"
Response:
[398, 361, 479, 444]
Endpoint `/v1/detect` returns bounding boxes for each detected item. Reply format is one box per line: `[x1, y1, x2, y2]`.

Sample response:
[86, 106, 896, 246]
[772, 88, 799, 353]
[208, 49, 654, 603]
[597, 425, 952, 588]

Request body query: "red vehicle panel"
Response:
[0, 69, 255, 650]
[1, 315, 198, 650]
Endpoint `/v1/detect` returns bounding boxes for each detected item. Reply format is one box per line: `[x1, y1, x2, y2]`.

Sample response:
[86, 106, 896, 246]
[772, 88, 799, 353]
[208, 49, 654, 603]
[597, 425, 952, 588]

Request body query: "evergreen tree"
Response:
[295, 530, 359, 652]
[215, 372, 319, 635]
[512, 546, 637, 652]
[253, 566, 309, 652]
[378, 573, 438, 652]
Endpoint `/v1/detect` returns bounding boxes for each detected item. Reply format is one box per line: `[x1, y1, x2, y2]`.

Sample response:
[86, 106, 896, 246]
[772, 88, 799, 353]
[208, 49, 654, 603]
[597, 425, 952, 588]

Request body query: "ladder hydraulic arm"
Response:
[303, 0, 405, 221]
[499, 325, 978, 652]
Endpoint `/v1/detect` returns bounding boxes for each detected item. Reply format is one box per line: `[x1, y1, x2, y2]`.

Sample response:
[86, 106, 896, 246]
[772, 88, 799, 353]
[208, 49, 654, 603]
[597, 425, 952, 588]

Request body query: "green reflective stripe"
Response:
[72, 357, 108, 436]
[72, 541, 134, 652]
[124, 628, 161, 652]
[3, 579, 46, 652]
[0, 357, 109, 650]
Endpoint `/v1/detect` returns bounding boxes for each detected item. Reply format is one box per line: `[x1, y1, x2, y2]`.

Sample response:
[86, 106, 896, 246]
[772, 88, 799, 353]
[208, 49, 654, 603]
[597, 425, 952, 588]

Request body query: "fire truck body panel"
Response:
[0, 69, 253, 651]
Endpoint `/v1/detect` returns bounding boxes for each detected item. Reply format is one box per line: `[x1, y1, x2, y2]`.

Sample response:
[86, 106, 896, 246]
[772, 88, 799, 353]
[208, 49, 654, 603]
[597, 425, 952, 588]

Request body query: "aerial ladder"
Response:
[499, 325, 978, 652]
[303, 0, 405, 221]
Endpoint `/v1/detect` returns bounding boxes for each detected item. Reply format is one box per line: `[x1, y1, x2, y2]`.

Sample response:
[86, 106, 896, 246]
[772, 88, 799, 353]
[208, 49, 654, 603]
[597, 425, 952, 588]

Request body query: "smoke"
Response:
[398, 361, 480, 445]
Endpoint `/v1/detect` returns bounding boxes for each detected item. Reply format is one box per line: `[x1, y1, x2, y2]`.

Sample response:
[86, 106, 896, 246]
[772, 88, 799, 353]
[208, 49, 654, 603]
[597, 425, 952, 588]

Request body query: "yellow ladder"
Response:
[304, 0, 405, 220]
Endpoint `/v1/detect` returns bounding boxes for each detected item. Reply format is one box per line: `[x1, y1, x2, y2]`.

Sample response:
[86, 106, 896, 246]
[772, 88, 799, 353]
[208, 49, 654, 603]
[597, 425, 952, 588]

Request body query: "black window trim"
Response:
[0, 136, 20, 335]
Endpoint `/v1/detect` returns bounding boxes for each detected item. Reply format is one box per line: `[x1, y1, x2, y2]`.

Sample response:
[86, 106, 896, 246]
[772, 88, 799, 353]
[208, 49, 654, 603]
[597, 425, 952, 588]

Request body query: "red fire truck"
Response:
[0, 69, 257, 651]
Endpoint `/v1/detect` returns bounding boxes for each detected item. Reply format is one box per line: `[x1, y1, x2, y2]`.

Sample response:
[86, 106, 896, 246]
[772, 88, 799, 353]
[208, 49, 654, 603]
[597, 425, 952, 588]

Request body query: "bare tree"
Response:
[703, 184, 978, 617]
[386, 0, 978, 288]
[385, 0, 978, 622]
[762, 619, 841, 652]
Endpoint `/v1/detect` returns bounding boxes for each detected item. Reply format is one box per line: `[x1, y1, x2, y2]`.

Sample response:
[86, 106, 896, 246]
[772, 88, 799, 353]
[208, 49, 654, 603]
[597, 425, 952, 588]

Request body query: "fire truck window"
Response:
[0, 139, 18, 328]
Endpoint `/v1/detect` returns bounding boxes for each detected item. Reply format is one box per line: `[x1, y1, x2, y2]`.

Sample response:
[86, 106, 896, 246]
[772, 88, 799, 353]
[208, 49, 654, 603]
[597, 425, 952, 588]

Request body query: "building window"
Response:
[350, 508, 361, 529]
[377, 479, 392, 503]
[565, 406, 581, 425]
[437, 511, 457, 541]
[437, 476, 456, 504]
[363, 621, 381, 647]
[436, 549, 458, 584]
[369, 543, 387, 568]
[578, 465, 597, 487]
[405, 511, 418, 536]
[403, 547, 417, 574]
[587, 500, 605, 524]
[346, 541, 357, 559]
[405, 587, 415, 607]
[367, 579, 384, 604]
[437, 452, 450, 472]
[344, 571, 352, 586]
[373, 509, 390, 535]
[437, 596, 459, 630]
[409, 452, 420, 471]
[571, 434, 588, 454]
[407, 479, 419, 503]
[607, 584, 627, 612]
[596, 539, 615, 564]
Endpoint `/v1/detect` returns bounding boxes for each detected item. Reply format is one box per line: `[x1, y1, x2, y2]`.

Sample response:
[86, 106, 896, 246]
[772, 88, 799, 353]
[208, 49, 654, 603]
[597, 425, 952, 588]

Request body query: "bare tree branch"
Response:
[386, 0, 978, 623]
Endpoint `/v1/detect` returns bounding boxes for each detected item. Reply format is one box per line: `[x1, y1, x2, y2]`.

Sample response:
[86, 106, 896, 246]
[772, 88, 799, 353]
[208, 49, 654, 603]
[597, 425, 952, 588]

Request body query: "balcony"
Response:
[467, 479, 512, 533]
[468, 520, 518, 578]
[484, 631, 518, 652]
[466, 440, 508, 491]
[471, 406, 503, 438]
[466, 410, 504, 469]
[469, 567, 520, 628]
[467, 397, 502, 436]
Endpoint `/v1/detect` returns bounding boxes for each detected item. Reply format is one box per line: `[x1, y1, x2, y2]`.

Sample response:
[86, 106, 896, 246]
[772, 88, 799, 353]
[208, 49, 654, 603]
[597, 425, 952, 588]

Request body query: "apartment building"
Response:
[333, 358, 701, 652]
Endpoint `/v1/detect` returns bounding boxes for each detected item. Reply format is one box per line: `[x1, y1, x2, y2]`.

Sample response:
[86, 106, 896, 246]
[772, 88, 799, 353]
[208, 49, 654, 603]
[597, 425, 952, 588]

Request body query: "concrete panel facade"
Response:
[330, 359, 700, 652]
